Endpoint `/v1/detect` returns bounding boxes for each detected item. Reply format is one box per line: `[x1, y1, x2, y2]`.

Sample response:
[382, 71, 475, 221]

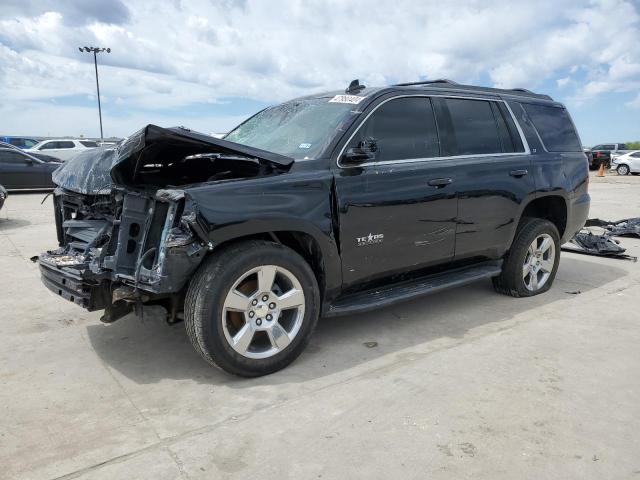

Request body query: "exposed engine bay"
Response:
[36, 125, 294, 323]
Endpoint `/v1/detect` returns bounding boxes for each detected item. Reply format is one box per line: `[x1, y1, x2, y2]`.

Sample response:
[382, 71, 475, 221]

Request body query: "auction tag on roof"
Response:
[329, 94, 365, 104]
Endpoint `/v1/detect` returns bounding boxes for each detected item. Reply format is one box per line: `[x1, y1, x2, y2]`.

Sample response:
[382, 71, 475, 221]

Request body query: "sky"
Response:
[0, 0, 639, 146]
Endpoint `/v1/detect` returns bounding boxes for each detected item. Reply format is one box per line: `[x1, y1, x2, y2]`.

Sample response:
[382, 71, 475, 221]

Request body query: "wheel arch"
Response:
[517, 195, 568, 239]
[208, 225, 342, 303]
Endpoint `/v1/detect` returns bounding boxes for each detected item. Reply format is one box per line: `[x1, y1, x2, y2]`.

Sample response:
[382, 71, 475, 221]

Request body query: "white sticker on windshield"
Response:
[329, 94, 365, 104]
[298, 143, 312, 149]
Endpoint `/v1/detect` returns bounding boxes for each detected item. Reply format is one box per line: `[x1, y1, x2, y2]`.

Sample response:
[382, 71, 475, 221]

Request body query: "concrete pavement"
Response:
[1, 172, 639, 479]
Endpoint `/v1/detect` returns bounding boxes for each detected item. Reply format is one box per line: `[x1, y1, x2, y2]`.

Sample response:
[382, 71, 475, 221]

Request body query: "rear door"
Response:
[432, 96, 534, 261]
[335, 96, 458, 287]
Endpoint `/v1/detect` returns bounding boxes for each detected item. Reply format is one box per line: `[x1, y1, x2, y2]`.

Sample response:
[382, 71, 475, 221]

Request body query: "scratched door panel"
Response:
[335, 159, 458, 288]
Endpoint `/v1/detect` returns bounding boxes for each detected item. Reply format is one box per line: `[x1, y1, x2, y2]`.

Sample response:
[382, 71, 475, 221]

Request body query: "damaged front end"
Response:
[37, 125, 293, 323]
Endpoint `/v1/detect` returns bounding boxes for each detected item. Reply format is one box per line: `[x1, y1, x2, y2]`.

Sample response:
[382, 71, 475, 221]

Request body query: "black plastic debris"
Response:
[584, 217, 640, 238]
[562, 229, 638, 262]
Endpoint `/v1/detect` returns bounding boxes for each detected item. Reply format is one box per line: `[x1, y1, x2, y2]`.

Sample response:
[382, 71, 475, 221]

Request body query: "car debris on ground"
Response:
[584, 218, 640, 238]
[562, 217, 640, 262]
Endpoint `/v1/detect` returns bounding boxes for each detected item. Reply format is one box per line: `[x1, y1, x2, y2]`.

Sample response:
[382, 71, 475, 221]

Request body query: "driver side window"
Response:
[349, 97, 440, 162]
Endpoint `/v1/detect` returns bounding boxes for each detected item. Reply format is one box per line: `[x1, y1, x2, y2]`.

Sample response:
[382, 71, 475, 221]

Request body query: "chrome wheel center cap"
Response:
[254, 303, 268, 317]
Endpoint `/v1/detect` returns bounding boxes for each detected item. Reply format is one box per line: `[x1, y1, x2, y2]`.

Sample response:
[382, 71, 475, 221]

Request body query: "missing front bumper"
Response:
[38, 257, 110, 310]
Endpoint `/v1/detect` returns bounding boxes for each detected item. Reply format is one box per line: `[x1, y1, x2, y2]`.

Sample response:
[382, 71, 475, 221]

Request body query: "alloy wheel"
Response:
[221, 265, 305, 359]
[522, 234, 555, 292]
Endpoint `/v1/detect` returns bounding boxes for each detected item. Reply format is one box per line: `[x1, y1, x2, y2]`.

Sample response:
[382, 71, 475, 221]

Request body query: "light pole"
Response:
[78, 46, 111, 142]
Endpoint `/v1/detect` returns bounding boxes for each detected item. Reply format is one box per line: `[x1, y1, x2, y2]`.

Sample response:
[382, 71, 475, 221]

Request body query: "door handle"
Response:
[510, 169, 528, 177]
[428, 178, 453, 188]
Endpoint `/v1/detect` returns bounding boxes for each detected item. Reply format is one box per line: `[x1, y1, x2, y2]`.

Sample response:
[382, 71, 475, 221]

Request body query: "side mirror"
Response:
[342, 147, 374, 165]
[341, 137, 378, 165]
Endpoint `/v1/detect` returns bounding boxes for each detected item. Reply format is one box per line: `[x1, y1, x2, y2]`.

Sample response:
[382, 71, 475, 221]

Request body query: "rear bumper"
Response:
[563, 192, 590, 243]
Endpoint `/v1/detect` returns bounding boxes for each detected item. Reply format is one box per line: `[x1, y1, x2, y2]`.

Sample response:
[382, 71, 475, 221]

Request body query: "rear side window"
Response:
[442, 98, 507, 155]
[522, 103, 582, 152]
[349, 97, 440, 162]
[80, 141, 98, 147]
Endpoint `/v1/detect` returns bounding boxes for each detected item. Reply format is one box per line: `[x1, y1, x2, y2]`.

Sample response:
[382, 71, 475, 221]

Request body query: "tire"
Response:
[184, 240, 320, 377]
[617, 164, 630, 176]
[492, 217, 560, 298]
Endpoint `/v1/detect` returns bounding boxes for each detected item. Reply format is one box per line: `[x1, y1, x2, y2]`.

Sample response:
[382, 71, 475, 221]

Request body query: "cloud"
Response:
[1, 0, 130, 26]
[0, 0, 639, 137]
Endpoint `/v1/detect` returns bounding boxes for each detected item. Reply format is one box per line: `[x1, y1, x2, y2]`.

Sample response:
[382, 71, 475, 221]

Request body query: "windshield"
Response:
[224, 97, 360, 160]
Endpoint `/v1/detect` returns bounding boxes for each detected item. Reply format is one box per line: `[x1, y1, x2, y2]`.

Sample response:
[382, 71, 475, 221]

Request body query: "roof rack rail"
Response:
[510, 88, 533, 94]
[394, 79, 459, 87]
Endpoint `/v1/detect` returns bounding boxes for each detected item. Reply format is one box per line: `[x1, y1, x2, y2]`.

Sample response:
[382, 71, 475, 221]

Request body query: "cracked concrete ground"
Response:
[1, 172, 639, 480]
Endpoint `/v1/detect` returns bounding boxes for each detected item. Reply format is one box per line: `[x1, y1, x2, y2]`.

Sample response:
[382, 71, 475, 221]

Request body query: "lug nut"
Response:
[262, 295, 269, 302]
[269, 302, 276, 309]
[266, 314, 272, 321]
[256, 319, 262, 326]
[248, 311, 255, 318]
[252, 299, 258, 306]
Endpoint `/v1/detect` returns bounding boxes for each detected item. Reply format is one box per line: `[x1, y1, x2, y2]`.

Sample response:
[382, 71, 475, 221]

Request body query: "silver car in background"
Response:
[25, 139, 99, 161]
[611, 151, 640, 175]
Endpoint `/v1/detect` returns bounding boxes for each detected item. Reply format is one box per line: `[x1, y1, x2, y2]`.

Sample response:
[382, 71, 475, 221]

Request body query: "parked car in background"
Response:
[611, 151, 640, 175]
[0, 144, 62, 190]
[0, 136, 40, 149]
[0, 185, 6, 211]
[588, 143, 632, 169]
[31, 152, 65, 163]
[26, 139, 99, 161]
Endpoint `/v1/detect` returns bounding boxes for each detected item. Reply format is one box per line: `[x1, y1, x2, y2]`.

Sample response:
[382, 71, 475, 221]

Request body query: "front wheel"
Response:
[185, 240, 320, 377]
[493, 218, 560, 298]
[617, 164, 630, 176]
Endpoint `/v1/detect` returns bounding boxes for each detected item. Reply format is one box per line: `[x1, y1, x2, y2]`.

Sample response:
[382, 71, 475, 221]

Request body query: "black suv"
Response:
[38, 80, 590, 376]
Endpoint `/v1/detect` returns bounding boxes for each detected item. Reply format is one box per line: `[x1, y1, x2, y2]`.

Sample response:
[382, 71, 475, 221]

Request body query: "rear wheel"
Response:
[493, 218, 560, 298]
[185, 240, 320, 377]
[617, 164, 630, 176]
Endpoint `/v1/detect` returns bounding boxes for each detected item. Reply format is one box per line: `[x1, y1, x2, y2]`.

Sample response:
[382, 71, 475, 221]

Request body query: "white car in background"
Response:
[611, 150, 640, 175]
[26, 139, 99, 161]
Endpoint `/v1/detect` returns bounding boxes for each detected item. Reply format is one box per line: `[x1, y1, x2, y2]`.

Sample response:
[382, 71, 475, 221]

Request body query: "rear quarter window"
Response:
[522, 103, 582, 152]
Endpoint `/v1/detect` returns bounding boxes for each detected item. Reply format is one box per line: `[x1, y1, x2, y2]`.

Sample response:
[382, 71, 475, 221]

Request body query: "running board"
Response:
[324, 260, 503, 317]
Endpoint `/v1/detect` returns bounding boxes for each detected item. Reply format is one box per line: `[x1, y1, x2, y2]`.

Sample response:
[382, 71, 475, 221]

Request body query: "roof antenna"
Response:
[346, 79, 366, 94]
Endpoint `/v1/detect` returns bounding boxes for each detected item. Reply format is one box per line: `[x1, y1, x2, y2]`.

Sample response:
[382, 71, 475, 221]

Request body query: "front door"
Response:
[335, 96, 458, 288]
